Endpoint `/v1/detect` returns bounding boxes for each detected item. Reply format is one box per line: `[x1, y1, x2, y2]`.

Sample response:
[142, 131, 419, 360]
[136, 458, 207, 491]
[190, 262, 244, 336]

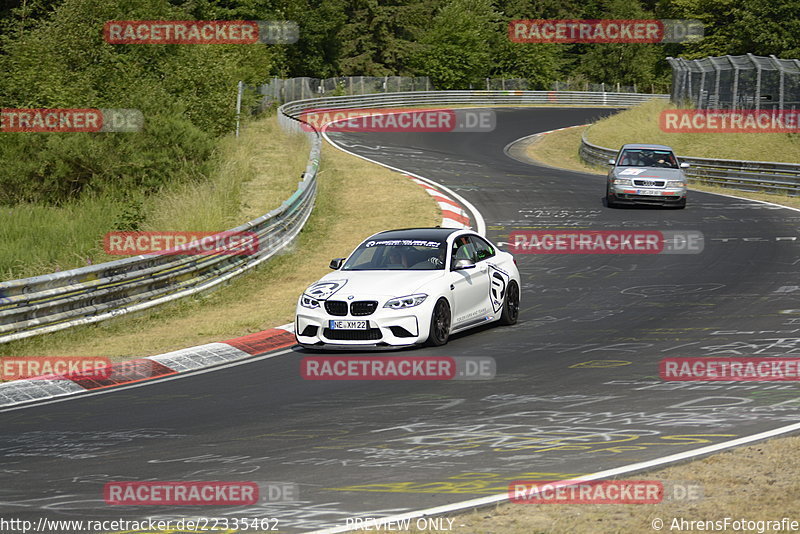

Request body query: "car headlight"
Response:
[613, 178, 632, 185]
[300, 294, 321, 309]
[666, 180, 686, 187]
[384, 294, 428, 309]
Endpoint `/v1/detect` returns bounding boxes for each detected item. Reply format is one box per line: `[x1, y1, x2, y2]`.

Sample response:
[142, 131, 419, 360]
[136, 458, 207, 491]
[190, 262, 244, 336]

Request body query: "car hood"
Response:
[307, 270, 445, 301]
[612, 167, 684, 180]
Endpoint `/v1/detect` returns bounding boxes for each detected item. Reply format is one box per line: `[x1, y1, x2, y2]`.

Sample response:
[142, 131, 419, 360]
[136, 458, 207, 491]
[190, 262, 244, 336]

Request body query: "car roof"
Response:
[620, 143, 674, 151]
[369, 227, 465, 242]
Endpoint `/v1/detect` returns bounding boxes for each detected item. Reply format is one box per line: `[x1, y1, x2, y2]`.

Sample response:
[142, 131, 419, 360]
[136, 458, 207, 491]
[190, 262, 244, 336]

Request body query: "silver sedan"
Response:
[606, 143, 689, 209]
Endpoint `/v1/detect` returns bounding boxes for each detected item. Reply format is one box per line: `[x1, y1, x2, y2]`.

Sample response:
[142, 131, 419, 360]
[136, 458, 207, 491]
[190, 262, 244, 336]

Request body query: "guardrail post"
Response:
[235, 80, 244, 137]
[729, 56, 739, 110]
[770, 55, 786, 110]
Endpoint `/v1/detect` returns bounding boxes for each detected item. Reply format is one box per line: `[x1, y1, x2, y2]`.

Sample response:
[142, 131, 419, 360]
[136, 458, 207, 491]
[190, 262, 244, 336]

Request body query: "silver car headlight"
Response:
[384, 294, 428, 309]
[300, 294, 321, 309]
[612, 178, 633, 185]
[666, 180, 686, 187]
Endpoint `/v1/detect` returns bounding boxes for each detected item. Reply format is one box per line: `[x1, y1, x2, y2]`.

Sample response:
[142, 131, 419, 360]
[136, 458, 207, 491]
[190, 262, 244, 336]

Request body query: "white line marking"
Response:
[320, 120, 486, 236]
[309, 420, 800, 534]
[690, 189, 800, 213]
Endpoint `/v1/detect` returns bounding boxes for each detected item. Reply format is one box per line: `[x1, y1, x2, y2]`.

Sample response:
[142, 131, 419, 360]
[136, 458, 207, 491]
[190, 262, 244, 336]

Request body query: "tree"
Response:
[280, 0, 348, 77]
[573, 0, 667, 88]
[412, 0, 500, 89]
[0, 0, 274, 204]
[657, 0, 800, 58]
[334, 0, 434, 76]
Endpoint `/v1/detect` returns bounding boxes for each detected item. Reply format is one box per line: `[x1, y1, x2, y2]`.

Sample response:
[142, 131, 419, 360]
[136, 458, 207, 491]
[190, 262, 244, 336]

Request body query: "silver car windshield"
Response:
[618, 149, 678, 169]
[342, 241, 446, 270]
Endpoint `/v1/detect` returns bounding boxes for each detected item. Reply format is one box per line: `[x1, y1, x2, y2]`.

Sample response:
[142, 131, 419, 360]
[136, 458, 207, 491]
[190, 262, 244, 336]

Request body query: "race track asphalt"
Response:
[2, 107, 799, 533]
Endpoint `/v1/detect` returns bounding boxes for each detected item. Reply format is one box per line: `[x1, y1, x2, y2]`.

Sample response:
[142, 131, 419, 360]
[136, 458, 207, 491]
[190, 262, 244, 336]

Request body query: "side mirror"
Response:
[608, 159, 616, 165]
[680, 162, 690, 168]
[329, 258, 344, 270]
[453, 258, 475, 270]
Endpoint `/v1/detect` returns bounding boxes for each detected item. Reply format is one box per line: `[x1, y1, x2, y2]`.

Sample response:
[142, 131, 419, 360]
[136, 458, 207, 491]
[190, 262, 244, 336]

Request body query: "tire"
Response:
[606, 186, 618, 208]
[498, 281, 520, 326]
[426, 298, 451, 347]
[674, 198, 687, 209]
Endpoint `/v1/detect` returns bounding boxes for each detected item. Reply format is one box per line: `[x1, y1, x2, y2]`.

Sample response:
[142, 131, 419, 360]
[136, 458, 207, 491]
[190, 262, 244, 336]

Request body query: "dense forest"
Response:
[1, 0, 798, 205]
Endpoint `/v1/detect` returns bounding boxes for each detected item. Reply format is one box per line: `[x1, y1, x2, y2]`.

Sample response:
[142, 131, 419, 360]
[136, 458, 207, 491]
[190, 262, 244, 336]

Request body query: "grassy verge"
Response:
[0, 114, 439, 360]
[586, 99, 800, 163]
[0, 198, 123, 280]
[527, 123, 800, 210]
[0, 119, 303, 280]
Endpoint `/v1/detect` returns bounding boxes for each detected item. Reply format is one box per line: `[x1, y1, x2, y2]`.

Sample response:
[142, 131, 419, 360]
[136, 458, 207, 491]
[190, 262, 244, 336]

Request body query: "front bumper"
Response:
[609, 184, 686, 205]
[295, 300, 434, 349]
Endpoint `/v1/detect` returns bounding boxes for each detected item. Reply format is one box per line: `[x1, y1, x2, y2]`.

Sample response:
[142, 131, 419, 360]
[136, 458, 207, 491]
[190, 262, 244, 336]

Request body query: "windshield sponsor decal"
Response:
[365, 239, 442, 248]
[306, 280, 347, 300]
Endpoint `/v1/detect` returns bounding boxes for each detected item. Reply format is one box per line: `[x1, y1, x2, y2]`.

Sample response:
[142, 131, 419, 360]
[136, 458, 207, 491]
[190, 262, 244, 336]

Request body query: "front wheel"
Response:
[606, 186, 618, 208]
[426, 298, 451, 346]
[498, 281, 520, 325]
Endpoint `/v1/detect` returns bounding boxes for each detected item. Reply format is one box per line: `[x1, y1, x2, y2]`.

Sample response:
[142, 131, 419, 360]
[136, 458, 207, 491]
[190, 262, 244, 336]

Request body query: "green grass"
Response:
[0, 117, 308, 281]
[586, 99, 800, 163]
[0, 198, 121, 280]
[526, 102, 800, 209]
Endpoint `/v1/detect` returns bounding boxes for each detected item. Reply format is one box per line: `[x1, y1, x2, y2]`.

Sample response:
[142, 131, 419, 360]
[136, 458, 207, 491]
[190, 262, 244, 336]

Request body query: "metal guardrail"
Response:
[278, 90, 668, 116]
[0, 110, 321, 344]
[0, 90, 667, 344]
[580, 131, 800, 195]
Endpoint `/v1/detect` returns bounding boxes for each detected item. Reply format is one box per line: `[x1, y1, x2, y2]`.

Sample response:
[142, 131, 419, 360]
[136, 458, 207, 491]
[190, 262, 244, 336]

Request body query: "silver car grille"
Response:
[633, 179, 665, 187]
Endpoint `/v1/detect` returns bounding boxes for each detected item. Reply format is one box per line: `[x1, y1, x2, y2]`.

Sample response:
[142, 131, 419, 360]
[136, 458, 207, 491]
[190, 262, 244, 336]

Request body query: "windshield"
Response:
[617, 149, 678, 169]
[342, 239, 446, 270]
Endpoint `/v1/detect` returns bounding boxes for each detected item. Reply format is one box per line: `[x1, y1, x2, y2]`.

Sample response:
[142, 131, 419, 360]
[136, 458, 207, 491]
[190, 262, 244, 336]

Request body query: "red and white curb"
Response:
[0, 325, 296, 407]
[405, 175, 472, 229]
[319, 119, 486, 236]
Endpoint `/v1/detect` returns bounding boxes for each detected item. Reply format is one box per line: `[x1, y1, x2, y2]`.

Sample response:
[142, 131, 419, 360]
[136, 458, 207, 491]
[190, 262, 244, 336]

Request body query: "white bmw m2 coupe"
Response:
[295, 228, 520, 349]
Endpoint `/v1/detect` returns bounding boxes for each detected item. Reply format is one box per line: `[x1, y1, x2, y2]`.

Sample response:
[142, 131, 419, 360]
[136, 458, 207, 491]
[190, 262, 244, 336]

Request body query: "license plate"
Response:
[329, 320, 368, 330]
[636, 189, 661, 196]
